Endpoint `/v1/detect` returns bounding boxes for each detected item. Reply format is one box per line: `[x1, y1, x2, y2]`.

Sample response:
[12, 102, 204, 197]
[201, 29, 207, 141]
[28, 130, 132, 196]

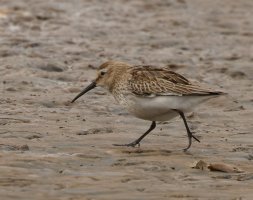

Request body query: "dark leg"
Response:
[173, 110, 200, 151]
[113, 121, 156, 147]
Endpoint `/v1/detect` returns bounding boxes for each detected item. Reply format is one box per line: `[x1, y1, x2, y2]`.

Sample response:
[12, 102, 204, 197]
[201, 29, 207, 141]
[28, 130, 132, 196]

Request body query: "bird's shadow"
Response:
[116, 147, 193, 157]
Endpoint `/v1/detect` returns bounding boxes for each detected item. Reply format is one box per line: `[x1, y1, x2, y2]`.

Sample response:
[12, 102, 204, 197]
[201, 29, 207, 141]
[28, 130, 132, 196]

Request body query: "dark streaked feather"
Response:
[129, 66, 222, 96]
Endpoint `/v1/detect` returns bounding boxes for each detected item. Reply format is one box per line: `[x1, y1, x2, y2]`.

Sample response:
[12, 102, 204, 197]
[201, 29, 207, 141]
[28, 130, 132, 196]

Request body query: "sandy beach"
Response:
[0, 0, 253, 199]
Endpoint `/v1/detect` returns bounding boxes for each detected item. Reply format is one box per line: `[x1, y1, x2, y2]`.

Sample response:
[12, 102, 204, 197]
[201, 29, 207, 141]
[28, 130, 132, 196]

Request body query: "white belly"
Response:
[117, 94, 217, 121]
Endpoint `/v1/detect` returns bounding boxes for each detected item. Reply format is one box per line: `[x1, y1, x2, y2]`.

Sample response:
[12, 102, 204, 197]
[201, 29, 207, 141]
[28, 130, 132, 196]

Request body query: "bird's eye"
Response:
[100, 71, 106, 76]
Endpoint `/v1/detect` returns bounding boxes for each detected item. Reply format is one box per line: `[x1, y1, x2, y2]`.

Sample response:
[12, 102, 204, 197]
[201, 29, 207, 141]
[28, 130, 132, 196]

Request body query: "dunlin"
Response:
[71, 61, 224, 151]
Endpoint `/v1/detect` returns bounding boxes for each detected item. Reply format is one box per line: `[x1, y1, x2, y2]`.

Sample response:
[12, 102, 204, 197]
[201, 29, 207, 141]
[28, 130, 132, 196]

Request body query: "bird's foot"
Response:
[192, 134, 200, 143]
[113, 141, 140, 148]
[183, 146, 190, 152]
[183, 134, 200, 151]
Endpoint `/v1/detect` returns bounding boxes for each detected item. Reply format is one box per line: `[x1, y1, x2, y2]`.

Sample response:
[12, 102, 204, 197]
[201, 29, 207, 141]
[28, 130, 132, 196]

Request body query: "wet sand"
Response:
[0, 0, 253, 199]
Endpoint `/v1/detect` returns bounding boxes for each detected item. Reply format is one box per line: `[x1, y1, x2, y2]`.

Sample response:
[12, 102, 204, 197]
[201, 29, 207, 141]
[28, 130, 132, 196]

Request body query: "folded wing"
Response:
[129, 66, 222, 96]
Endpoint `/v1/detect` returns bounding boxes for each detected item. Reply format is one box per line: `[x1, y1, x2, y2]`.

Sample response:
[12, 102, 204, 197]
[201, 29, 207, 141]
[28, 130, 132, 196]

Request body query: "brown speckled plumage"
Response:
[128, 66, 222, 96]
[96, 61, 222, 97]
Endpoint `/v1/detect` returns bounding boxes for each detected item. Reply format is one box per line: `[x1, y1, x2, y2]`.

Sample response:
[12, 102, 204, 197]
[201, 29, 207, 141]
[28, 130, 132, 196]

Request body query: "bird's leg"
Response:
[173, 109, 200, 151]
[113, 121, 156, 147]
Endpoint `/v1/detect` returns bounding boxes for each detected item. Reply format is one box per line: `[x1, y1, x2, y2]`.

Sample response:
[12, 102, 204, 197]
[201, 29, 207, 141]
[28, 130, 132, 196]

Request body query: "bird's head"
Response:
[71, 61, 129, 103]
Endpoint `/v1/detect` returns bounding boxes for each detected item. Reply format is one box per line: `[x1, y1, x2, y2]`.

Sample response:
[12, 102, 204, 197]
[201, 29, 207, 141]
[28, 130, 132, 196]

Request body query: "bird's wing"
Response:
[128, 66, 221, 96]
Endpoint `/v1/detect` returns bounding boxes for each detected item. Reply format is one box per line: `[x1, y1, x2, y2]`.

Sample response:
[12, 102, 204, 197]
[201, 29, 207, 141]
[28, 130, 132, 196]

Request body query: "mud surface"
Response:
[0, 0, 253, 199]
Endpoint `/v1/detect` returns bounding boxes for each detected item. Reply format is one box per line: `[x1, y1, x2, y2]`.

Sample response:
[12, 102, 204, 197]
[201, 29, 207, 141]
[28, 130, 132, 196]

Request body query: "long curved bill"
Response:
[71, 81, 96, 103]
